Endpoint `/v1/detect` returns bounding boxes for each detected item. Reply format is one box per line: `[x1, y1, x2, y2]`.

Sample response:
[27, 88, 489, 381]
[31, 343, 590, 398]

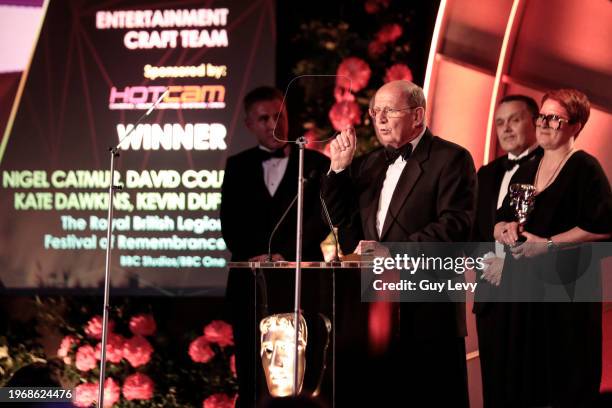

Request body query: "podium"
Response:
[227, 260, 371, 407]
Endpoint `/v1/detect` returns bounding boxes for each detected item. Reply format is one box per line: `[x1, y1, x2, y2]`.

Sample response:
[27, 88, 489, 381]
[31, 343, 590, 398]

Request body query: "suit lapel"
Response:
[490, 159, 507, 219]
[379, 130, 432, 240]
[248, 148, 270, 198]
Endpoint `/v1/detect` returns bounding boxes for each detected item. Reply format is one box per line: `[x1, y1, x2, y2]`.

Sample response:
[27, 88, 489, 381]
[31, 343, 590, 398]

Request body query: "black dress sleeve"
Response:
[576, 154, 612, 234]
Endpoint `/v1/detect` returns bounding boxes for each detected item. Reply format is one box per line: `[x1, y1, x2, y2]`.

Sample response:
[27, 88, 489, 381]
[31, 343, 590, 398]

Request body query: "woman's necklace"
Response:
[535, 148, 575, 193]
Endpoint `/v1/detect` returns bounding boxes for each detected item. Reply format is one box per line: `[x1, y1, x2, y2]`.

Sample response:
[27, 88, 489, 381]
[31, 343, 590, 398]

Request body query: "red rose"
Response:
[103, 378, 121, 407]
[75, 344, 97, 372]
[73, 382, 97, 407]
[304, 129, 318, 147]
[329, 101, 361, 132]
[230, 354, 236, 377]
[376, 23, 403, 44]
[122, 372, 154, 401]
[189, 335, 215, 363]
[384, 63, 413, 83]
[57, 335, 77, 358]
[123, 335, 153, 367]
[203, 393, 236, 408]
[84, 315, 115, 340]
[336, 57, 371, 92]
[368, 40, 386, 58]
[203, 320, 234, 348]
[333, 86, 355, 103]
[73, 378, 119, 408]
[129, 314, 157, 336]
[95, 333, 124, 363]
[305, 130, 330, 157]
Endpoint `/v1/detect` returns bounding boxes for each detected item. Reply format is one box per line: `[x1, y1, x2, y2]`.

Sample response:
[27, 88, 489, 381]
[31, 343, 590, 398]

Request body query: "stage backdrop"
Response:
[0, 0, 276, 293]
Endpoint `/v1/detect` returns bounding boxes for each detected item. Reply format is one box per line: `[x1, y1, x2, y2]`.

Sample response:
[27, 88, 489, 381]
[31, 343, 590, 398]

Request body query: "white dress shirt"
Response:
[259, 146, 289, 197]
[375, 128, 426, 238]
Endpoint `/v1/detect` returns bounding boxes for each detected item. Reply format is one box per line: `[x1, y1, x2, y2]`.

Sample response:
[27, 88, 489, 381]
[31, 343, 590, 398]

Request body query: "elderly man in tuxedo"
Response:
[471, 94, 541, 407]
[221, 86, 330, 407]
[322, 80, 476, 406]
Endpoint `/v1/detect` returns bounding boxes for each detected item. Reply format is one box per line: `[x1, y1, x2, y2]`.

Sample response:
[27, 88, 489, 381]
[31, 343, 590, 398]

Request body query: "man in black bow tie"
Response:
[322, 80, 476, 406]
[220, 86, 330, 407]
[471, 94, 541, 408]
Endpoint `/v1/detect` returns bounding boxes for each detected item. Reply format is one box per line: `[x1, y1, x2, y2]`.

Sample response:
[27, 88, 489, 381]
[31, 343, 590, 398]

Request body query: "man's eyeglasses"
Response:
[535, 114, 572, 130]
[368, 106, 419, 119]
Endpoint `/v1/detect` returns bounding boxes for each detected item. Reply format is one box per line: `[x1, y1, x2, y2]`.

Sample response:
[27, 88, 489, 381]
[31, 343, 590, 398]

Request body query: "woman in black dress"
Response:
[494, 89, 611, 407]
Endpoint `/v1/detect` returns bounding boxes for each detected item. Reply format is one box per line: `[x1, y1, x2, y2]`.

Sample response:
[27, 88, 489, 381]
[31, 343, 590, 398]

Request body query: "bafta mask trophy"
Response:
[508, 183, 536, 243]
[260, 313, 308, 397]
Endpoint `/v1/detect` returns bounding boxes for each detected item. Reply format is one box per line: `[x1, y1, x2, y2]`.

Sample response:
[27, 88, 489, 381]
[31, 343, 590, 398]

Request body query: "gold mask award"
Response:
[259, 313, 308, 397]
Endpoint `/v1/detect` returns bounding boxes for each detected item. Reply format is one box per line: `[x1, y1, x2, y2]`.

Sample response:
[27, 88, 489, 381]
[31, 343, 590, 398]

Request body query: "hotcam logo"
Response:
[117, 123, 227, 151]
[109, 85, 225, 110]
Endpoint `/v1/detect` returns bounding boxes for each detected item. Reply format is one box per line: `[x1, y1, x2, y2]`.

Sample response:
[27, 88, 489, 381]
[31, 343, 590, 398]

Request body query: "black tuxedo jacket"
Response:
[473, 157, 507, 242]
[473, 147, 544, 243]
[472, 147, 543, 313]
[220, 145, 330, 262]
[321, 129, 477, 338]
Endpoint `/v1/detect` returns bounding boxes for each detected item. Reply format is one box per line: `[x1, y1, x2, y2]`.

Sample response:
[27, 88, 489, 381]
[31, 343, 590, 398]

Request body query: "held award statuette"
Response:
[508, 183, 536, 243]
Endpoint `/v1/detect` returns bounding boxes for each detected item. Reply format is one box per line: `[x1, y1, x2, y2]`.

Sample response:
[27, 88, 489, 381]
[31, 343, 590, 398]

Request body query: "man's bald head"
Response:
[370, 80, 426, 148]
[375, 80, 427, 111]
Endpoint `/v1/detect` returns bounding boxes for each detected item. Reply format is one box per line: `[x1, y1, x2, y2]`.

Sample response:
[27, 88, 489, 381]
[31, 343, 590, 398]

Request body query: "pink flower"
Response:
[384, 63, 413, 83]
[73, 383, 98, 407]
[203, 393, 236, 408]
[376, 23, 403, 44]
[368, 40, 386, 58]
[122, 372, 154, 401]
[75, 344, 97, 372]
[203, 320, 234, 348]
[333, 86, 355, 103]
[230, 354, 236, 377]
[103, 378, 121, 407]
[329, 101, 361, 131]
[305, 130, 331, 157]
[73, 379, 119, 408]
[57, 335, 78, 358]
[123, 335, 153, 367]
[129, 314, 157, 336]
[364, 0, 390, 14]
[336, 57, 371, 92]
[95, 333, 124, 363]
[189, 335, 215, 363]
[84, 315, 115, 340]
[304, 129, 318, 146]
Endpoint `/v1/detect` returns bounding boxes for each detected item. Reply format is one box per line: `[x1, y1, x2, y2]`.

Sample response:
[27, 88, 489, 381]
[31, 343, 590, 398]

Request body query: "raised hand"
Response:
[329, 127, 357, 172]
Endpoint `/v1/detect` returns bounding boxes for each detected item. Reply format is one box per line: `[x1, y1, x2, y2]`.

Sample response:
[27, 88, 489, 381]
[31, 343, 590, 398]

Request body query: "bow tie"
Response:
[384, 143, 413, 165]
[258, 147, 287, 161]
[503, 149, 538, 171]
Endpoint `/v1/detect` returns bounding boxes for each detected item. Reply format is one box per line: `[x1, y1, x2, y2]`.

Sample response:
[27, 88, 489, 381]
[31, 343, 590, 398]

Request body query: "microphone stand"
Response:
[276, 74, 350, 398]
[292, 136, 306, 396]
[96, 89, 168, 407]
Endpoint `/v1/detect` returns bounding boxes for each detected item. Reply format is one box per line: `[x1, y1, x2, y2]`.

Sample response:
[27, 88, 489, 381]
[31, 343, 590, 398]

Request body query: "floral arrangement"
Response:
[56, 313, 237, 408]
[0, 297, 238, 407]
[292, 0, 416, 156]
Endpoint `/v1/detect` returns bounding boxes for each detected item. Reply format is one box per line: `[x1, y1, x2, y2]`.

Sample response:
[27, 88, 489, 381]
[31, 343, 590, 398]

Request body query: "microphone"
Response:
[267, 170, 318, 262]
[320, 192, 340, 262]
